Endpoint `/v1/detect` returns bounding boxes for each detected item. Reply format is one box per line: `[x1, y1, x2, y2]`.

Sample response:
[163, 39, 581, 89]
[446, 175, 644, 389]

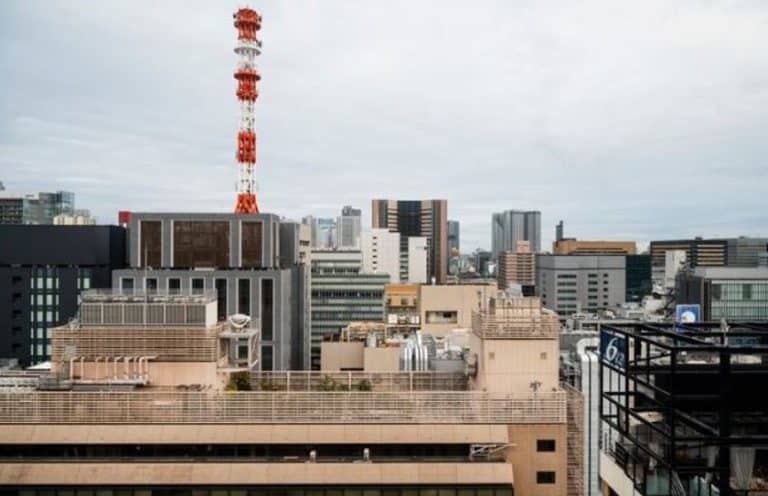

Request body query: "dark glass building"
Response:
[0, 225, 126, 365]
[625, 254, 652, 303]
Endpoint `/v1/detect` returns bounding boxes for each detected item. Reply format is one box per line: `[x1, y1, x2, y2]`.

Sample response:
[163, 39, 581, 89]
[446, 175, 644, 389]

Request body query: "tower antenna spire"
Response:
[233, 7, 262, 214]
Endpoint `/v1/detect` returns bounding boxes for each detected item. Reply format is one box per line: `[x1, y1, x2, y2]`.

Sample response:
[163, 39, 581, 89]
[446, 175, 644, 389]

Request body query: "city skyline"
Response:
[1, 1, 767, 251]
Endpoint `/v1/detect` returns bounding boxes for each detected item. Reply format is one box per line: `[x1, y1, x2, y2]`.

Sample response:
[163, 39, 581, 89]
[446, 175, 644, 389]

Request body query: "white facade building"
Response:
[406, 236, 428, 283]
[361, 229, 401, 282]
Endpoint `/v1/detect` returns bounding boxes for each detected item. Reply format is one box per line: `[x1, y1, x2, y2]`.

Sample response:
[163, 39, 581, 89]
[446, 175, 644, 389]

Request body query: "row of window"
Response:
[711, 282, 768, 302]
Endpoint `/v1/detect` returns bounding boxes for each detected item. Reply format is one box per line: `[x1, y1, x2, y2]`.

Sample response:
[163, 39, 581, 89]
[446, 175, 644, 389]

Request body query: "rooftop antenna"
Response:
[233, 7, 262, 214]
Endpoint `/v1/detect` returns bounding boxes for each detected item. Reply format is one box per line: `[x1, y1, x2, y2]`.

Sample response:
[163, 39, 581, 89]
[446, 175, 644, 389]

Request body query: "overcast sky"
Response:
[1, 1, 766, 251]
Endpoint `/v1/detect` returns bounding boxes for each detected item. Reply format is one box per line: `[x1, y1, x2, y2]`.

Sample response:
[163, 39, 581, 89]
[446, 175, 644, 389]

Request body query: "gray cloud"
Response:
[1, 0, 767, 251]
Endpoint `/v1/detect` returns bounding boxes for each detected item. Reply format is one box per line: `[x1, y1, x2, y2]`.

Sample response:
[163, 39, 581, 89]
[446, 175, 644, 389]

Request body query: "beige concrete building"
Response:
[497, 241, 536, 290]
[553, 239, 637, 255]
[419, 282, 497, 337]
[0, 290, 581, 496]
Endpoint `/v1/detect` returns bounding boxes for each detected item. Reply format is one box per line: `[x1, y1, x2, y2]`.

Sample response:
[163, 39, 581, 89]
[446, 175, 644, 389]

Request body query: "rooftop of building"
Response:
[690, 265, 768, 279]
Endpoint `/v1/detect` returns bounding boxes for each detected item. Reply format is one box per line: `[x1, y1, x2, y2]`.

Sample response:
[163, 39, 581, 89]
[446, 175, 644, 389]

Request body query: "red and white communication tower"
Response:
[233, 7, 262, 214]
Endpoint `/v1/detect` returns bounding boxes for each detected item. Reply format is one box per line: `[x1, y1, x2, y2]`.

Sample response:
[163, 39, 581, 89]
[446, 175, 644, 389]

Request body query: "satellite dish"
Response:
[229, 313, 251, 329]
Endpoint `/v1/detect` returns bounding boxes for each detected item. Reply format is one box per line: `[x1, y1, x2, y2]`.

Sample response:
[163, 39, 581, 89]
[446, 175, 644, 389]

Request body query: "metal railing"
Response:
[252, 371, 469, 392]
[0, 390, 567, 424]
[471, 310, 559, 339]
[52, 326, 221, 362]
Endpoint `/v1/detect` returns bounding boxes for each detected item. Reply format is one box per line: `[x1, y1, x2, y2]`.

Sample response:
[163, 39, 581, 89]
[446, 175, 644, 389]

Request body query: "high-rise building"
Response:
[448, 220, 460, 256]
[625, 254, 652, 303]
[312, 217, 337, 249]
[0, 225, 126, 365]
[309, 249, 388, 369]
[372, 199, 448, 283]
[727, 237, 768, 267]
[491, 210, 541, 258]
[405, 236, 428, 283]
[0, 189, 75, 225]
[361, 228, 400, 281]
[497, 240, 536, 293]
[676, 266, 768, 320]
[360, 230, 427, 284]
[650, 238, 728, 268]
[536, 255, 626, 315]
[337, 205, 362, 249]
[114, 212, 310, 370]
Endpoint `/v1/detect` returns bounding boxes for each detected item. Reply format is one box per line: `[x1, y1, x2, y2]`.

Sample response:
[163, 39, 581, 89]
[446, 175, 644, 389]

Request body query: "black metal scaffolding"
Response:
[600, 321, 768, 496]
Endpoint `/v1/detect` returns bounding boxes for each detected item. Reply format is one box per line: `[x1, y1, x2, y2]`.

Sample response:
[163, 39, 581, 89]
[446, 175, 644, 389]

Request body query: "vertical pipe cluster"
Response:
[233, 8, 262, 214]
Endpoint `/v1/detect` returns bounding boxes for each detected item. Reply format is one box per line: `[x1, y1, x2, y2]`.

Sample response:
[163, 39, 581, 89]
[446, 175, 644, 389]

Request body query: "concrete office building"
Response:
[372, 199, 448, 284]
[419, 282, 498, 337]
[491, 210, 541, 259]
[310, 249, 389, 369]
[0, 189, 75, 225]
[361, 228, 400, 281]
[727, 237, 768, 267]
[553, 240, 636, 256]
[650, 237, 728, 269]
[0, 225, 126, 365]
[537, 255, 626, 315]
[551, 221, 636, 256]
[337, 205, 362, 249]
[676, 266, 768, 320]
[405, 236, 428, 283]
[0, 293, 581, 496]
[497, 241, 536, 293]
[114, 212, 310, 370]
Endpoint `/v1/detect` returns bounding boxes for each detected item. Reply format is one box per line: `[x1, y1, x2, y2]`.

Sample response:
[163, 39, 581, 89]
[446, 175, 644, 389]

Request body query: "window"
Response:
[173, 221, 230, 268]
[744, 284, 752, 300]
[168, 278, 181, 295]
[425, 311, 458, 324]
[215, 279, 228, 321]
[145, 278, 158, 293]
[191, 278, 205, 295]
[261, 345, 273, 371]
[140, 220, 162, 267]
[120, 278, 134, 293]
[261, 279, 274, 341]
[537, 471, 556, 484]
[537, 439, 556, 452]
[241, 221, 263, 268]
[238, 279, 250, 315]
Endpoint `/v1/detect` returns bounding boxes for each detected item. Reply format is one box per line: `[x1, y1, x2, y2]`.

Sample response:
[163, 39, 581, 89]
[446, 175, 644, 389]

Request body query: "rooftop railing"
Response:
[252, 371, 469, 392]
[471, 310, 559, 339]
[0, 390, 566, 425]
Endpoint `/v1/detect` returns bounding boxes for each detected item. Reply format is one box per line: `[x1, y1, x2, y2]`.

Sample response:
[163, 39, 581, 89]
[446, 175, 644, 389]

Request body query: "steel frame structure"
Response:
[600, 321, 768, 496]
[233, 7, 262, 214]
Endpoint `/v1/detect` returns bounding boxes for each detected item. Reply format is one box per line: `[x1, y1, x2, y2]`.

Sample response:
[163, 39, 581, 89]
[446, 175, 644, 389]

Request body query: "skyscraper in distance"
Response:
[337, 205, 362, 249]
[448, 220, 460, 256]
[491, 210, 541, 259]
[372, 199, 448, 283]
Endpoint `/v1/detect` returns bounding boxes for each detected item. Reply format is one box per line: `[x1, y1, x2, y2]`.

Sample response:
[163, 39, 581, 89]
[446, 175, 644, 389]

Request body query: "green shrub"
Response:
[356, 379, 372, 391]
[226, 371, 252, 391]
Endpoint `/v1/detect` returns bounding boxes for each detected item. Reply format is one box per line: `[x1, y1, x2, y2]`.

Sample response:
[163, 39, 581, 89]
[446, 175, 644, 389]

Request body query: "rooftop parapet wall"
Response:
[51, 325, 222, 363]
[472, 297, 559, 340]
[0, 390, 567, 424]
[78, 290, 218, 328]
